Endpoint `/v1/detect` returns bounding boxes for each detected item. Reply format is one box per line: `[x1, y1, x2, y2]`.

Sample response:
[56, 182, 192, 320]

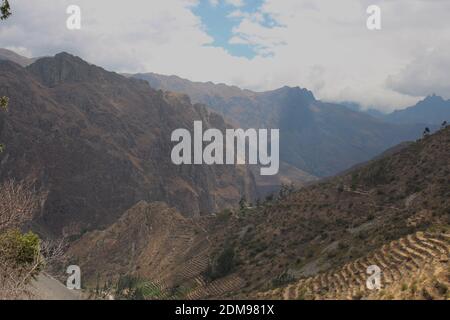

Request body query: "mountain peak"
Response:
[26, 52, 113, 87]
[386, 93, 450, 125]
[422, 93, 445, 104]
[270, 85, 316, 101]
[53, 51, 86, 63]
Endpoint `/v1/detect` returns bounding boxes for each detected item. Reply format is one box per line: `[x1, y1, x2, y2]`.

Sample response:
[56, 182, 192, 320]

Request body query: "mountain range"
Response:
[0, 52, 256, 237]
[343, 96, 450, 126]
[3, 48, 448, 188]
[133, 72, 442, 177]
[385, 94, 450, 126]
[1, 48, 448, 236]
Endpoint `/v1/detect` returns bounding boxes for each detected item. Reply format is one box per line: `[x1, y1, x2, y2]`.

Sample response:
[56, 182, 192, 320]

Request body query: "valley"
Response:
[171, 121, 280, 175]
[70, 125, 450, 300]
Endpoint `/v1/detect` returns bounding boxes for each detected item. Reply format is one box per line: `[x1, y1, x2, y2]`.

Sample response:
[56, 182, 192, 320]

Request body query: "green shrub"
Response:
[0, 229, 40, 265]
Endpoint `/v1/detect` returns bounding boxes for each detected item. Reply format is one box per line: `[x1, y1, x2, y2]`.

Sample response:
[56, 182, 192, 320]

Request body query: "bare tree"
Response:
[40, 238, 68, 265]
[0, 180, 39, 232]
[0, 180, 42, 299]
[0, 252, 43, 299]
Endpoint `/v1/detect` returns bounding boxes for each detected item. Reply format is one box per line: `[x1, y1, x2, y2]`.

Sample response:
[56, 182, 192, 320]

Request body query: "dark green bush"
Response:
[206, 245, 235, 280]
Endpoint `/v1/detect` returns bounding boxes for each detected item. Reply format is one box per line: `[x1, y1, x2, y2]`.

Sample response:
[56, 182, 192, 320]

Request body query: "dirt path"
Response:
[29, 273, 84, 300]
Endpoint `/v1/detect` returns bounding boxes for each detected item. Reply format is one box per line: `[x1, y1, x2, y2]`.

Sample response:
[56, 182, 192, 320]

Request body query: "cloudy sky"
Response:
[1, 0, 450, 111]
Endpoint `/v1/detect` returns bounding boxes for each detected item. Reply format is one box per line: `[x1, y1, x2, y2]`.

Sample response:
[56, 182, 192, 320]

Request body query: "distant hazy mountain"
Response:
[339, 101, 387, 119]
[0, 48, 36, 67]
[0, 53, 256, 236]
[134, 73, 424, 177]
[385, 94, 450, 126]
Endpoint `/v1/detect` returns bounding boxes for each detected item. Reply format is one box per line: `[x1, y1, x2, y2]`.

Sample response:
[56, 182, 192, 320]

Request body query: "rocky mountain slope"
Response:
[70, 124, 449, 300]
[134, 73, 424, 177]
[0, 53, 256, 237]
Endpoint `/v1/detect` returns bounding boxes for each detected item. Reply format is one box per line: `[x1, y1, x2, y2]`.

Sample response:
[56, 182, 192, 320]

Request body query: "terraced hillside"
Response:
[198, 126, 450, 299]
[68, 201, 211, 289]
[186, 274, 245, 300]
[70, 126, 450, 300]
[260, 231, 449, 300]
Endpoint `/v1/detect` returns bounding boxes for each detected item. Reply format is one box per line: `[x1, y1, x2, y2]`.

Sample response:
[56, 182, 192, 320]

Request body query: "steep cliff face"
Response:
[0, 53, 256, 236]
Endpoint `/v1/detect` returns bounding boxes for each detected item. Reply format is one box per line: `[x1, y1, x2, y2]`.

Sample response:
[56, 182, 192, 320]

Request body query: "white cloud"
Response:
[209, 0, 244, 7]
[229, 10, 286, 56]
[4, 45, 32, 58]
[386, 47, 450, 99]
[224, 0, 450, 110]
[227, 10, 247, 19]
[1, 0, 450, 111]
[209, 0, 219, 7]
[226, 0, 244, 7]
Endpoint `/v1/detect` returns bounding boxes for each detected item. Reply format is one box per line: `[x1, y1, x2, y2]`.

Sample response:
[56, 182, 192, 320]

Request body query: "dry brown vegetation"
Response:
[180, 127, 449, 299]
[70, 126, 450, 300]
[0, 180, 38, 232]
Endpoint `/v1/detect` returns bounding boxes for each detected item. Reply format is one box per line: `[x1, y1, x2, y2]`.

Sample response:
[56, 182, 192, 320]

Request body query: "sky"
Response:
[1, 0, 450, 112]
